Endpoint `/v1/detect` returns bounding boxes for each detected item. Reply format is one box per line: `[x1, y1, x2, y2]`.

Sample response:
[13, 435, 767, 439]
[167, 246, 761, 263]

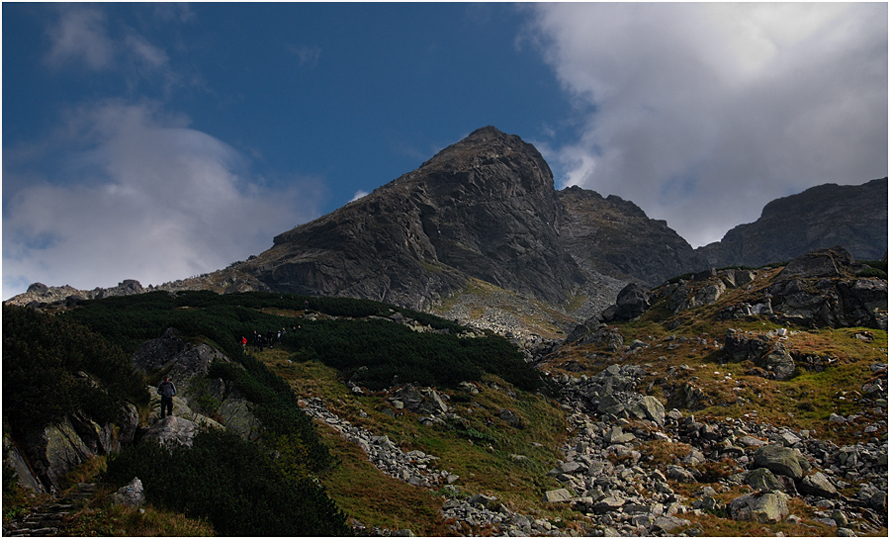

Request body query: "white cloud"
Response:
[349, 190, 369, 203]
[43, 4, 115, 70]
[527, 3, 887, 247]
[2, 102, 321, 299]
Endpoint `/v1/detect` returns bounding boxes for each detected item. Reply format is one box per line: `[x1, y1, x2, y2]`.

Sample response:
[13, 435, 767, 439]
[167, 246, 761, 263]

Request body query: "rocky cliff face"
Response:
[697, 178, 888, 268]
[558, 187, 707, 287]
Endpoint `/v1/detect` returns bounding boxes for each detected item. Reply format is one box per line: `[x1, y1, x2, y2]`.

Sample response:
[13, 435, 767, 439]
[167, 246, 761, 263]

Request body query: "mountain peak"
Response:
[417, 126, 551, 183]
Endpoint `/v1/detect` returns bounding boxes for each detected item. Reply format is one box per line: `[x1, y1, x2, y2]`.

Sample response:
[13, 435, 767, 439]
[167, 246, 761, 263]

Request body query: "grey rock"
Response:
[606, 283, 651, 321]
[543, 488, 574, 503]
[752, 445, 808, 480]
[593, 495, 626, 514]
[728, 491, 790, 524]
[800, 472, 838, 498]
[142, 416, 201, 448]
[759, 343, 796, 381]
[109, 477, 145, 508]
[651, 515, 690, 534]
[746, 468, 784, 493]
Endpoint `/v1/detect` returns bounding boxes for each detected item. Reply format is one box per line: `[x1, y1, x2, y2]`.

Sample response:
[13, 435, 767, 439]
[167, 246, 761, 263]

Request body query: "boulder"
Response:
[752, 445, 809, 480]
[777, 246, 853, 280]
[724, 329, 771, 363]
[543, 488, 574, 503]
[759, 343, 796, 381]
[593, 495, 626, 514]
[651, 515, 691, 534]
[109, 477, 145, 508]
[614, 282, 651, 320]
[627, 395, 665, 426]
[729, 491, 790, 523]
[800, 472, 838, 498]
[745, 468, 783, 493]
[142, 416, 201, 448]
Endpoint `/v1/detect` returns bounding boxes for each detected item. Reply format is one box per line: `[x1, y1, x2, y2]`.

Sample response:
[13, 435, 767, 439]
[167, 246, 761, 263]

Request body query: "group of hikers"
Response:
[241, 326, 301, 352]
[157, 300, 313, 419]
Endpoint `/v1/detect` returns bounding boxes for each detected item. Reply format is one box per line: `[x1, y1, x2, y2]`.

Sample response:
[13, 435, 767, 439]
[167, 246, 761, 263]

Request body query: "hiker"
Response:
[241, 336, 248, 350]
[157, 376, 177, 418]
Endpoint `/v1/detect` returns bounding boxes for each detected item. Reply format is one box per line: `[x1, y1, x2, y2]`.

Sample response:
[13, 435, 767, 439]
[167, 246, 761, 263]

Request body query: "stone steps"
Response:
[3, 483, 96, 537]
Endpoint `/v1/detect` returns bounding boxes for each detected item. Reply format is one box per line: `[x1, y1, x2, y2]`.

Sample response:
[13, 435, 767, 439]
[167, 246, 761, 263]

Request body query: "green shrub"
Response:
[283, 318, 540, 391]
[208, 358, 330, 470]
[2, 305, 148, 433]
[104, 429, 349, 536]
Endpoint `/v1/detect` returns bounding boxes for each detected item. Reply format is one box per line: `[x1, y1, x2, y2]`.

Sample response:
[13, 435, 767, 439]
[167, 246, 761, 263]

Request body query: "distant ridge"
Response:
[697, 178, 888, 268]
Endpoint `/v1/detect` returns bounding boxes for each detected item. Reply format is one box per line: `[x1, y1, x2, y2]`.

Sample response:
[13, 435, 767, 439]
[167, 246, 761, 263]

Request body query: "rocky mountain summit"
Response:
[697, 178, 888, 268]
[232, 126, 592, 312]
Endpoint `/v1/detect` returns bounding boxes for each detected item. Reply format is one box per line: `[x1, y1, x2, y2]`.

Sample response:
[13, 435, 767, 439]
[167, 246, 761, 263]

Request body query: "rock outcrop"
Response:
[132, 328, 263, 441]
[12, 406, 139, 492]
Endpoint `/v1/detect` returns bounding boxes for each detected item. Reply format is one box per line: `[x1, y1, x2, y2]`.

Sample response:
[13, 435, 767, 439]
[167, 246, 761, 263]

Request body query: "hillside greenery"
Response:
[6, 291, 546, 535]
[2, 304, 149, 435]
[65, 290, 543, 392]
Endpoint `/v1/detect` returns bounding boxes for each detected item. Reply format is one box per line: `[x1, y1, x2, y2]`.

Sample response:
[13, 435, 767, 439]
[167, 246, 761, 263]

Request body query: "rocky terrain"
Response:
[697, 178, 887, 268]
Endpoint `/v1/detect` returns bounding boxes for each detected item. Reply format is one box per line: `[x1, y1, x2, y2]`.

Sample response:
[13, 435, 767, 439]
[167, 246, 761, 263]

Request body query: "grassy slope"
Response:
[259, 346, 578, 533]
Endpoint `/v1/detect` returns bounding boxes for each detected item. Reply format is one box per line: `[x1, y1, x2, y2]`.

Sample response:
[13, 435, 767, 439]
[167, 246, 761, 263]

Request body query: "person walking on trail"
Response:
[158, 376, 177, 418]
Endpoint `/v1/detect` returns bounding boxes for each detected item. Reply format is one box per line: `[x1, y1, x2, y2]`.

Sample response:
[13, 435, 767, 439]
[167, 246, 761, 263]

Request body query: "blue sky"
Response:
[3, 2, 887, 299]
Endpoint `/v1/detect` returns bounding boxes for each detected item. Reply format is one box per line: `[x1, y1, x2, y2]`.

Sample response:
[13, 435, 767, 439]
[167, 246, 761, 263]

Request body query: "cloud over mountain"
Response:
[526, 2, 888, 247]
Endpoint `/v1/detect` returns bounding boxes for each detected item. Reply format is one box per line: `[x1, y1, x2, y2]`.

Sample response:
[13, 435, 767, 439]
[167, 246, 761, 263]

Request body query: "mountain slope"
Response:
[697, 178, 888, 268]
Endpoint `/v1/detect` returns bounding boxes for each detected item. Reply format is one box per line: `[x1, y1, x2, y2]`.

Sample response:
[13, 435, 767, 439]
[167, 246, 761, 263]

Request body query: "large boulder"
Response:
[746, 467, 784, 493]
[800, 472, 838, 498]
[724, 330, 771, 363]
[752, 445, 810, 480]
[142, 416, 202, 448]
[607, 283, 651, 321]
[777, 246, 854, 280]
[759, 343, 796, 381]
[109, 477, 145, 508]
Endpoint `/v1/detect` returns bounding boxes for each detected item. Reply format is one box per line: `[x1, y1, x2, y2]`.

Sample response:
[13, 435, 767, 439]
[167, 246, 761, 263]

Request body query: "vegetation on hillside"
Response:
[2, 304, 149, 434]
